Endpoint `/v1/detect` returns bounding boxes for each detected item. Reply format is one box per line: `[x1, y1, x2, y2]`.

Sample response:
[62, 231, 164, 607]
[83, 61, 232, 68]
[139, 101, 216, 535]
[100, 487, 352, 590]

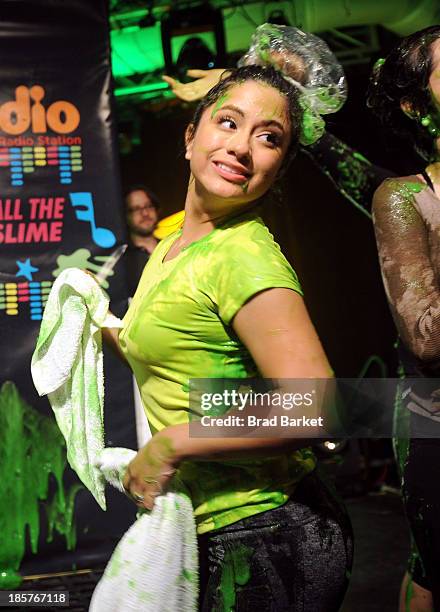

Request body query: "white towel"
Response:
[31, 267, 121, 509]
[91, 448, 198, 612]
[31, 268, 199, 611]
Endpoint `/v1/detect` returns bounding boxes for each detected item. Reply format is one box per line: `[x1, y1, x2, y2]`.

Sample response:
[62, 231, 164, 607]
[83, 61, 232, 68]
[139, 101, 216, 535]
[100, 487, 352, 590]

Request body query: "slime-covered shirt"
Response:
[119, 212, 316, 534]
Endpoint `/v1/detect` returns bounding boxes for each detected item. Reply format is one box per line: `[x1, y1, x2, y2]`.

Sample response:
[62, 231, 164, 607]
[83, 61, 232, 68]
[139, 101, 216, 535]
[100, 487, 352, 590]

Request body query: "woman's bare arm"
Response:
[102, 321, 129, 366]
[155, 288, 333, 463]
[373, 178, 440, 362]
[162, 68, 227, 101]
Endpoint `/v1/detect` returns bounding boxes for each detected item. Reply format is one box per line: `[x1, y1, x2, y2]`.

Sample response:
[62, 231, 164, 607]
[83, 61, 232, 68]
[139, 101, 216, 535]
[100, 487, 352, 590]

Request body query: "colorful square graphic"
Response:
[0, 280, 53, 320]
[0, 145, 83, 186]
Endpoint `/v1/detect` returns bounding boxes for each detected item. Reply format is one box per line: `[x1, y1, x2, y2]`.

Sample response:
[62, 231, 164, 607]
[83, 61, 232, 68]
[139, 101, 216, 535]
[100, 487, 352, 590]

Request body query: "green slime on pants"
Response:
[393, 371, 425, 608]
[217, 543, 253, 611]
[0, 382, 81, 589]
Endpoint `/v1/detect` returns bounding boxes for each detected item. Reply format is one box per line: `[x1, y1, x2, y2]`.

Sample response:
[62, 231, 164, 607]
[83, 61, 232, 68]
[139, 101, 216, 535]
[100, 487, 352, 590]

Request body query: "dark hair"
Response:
[186, 65, 303, 178]
[367, 25, 440, 161]
[124, 184, 160, 209]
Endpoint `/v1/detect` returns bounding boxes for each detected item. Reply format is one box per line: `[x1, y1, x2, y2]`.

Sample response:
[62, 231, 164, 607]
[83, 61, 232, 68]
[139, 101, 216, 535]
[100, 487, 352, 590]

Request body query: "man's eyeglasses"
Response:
[127, 204, 157, 215]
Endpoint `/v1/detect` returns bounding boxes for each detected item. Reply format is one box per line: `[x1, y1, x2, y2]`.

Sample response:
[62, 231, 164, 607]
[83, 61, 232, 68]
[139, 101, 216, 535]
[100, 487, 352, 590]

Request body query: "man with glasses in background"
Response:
[123, 185, 160, 447]
[124, 184, 160, 296]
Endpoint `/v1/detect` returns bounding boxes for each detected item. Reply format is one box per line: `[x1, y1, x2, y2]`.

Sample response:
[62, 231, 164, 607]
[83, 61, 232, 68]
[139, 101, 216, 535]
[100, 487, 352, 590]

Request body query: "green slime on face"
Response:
[0, 382, 81, 589]
[211, 93, 230, 119]
[218, 544, 253, 611]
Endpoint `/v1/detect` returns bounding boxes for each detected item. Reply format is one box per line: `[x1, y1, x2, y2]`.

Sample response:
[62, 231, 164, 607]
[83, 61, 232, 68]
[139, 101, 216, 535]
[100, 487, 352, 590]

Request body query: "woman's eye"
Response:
[218, 116, 236, 129]
[260, 133, 280, 146]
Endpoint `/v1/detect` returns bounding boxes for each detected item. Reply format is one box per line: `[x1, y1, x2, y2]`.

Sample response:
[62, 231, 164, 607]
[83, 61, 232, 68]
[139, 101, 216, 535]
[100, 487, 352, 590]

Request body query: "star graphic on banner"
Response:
[16, 258, 39, 281]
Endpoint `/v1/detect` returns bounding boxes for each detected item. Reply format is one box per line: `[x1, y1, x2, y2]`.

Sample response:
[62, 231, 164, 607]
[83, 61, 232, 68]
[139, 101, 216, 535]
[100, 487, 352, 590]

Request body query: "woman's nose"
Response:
[226, 132, 251, 159]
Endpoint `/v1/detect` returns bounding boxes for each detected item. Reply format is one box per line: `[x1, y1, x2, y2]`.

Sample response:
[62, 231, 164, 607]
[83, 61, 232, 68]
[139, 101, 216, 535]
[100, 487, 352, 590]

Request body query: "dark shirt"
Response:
[125, 243, 151, 296]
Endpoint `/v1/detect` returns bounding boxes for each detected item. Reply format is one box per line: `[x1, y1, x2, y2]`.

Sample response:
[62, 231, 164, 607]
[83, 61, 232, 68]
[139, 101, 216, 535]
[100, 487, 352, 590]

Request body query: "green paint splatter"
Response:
[402, 181, 427, 193]
[211, 93, 230, 119]
[392, 381, 410, 477]
[139, 591, 155, 603]
[0, 382, 81, 588]
[47, 482, 82, 550]
[314, 86, 341, 111]
[52, 248, 115, 289]
[336, 155, 370, 206]
[241, 181, 249, 193]
[384, 180, 421, 232]
[106, 545, 125, 579]
[218, 544, 253, 611]
[300, 104, 324, 146]
[181, 567, 197, 582]
[352, 151, 371, 165]
[394, 379, 426, 610]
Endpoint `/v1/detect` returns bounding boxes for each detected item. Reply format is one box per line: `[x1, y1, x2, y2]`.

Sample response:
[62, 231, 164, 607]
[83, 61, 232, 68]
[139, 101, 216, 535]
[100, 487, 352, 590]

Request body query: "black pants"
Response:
[197, 470, 353, 612]
[403, 413, 440, 608]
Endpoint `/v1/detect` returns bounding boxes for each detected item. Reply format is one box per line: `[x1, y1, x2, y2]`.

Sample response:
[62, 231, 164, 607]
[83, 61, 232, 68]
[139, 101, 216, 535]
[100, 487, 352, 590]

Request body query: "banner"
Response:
[0, 0, 137, 579]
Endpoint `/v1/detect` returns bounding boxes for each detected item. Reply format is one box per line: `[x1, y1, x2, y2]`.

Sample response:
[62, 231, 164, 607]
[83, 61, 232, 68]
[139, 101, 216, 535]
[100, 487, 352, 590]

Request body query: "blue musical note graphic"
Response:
[69, 192, 116, 248]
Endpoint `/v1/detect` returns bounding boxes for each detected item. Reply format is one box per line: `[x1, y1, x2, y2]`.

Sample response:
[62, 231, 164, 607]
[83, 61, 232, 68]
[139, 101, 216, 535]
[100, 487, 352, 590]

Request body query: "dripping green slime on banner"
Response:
[0, 382, 81, 589]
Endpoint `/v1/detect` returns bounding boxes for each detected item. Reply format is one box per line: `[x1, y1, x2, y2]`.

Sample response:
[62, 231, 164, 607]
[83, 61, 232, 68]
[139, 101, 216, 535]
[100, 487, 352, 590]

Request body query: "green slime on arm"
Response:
[0, 382, 81, 589]
[401, 180, 427, 193]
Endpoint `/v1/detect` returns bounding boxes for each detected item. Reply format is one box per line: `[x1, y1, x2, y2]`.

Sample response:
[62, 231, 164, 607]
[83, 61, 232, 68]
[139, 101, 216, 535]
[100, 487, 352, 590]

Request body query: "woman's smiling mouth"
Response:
[212, 161, 251, 183]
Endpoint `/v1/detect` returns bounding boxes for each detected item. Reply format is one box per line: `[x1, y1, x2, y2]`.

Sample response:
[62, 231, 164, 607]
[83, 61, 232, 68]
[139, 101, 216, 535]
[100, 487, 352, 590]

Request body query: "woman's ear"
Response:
[185, 124, 195, 160]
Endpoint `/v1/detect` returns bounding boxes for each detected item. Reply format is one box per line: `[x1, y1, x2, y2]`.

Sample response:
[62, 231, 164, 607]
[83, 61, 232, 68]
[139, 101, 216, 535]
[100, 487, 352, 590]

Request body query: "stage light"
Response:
[113, 81, 169, 98]
[317, 440, 347, 454]
[160, 5, 226, 78]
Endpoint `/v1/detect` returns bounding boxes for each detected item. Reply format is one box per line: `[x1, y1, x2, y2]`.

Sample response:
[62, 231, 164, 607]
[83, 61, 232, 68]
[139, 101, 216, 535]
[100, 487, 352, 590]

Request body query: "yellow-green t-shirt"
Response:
[119, 212, 316, 534]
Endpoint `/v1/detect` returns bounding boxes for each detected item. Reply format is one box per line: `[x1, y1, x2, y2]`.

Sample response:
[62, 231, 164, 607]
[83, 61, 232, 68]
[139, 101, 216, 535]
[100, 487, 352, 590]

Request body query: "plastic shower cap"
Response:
[238, 24, 347, 144]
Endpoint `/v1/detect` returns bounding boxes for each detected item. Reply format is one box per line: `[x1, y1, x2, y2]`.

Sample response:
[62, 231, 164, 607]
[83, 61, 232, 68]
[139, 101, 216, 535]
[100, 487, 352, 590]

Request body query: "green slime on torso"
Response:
[0, 382, 81, 589]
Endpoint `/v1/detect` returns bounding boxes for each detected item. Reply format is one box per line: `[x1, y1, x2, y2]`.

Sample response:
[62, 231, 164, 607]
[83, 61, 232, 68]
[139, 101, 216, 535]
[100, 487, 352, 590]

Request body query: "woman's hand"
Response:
[122, 430, 180, 510]
[162, 69, 227, 102]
